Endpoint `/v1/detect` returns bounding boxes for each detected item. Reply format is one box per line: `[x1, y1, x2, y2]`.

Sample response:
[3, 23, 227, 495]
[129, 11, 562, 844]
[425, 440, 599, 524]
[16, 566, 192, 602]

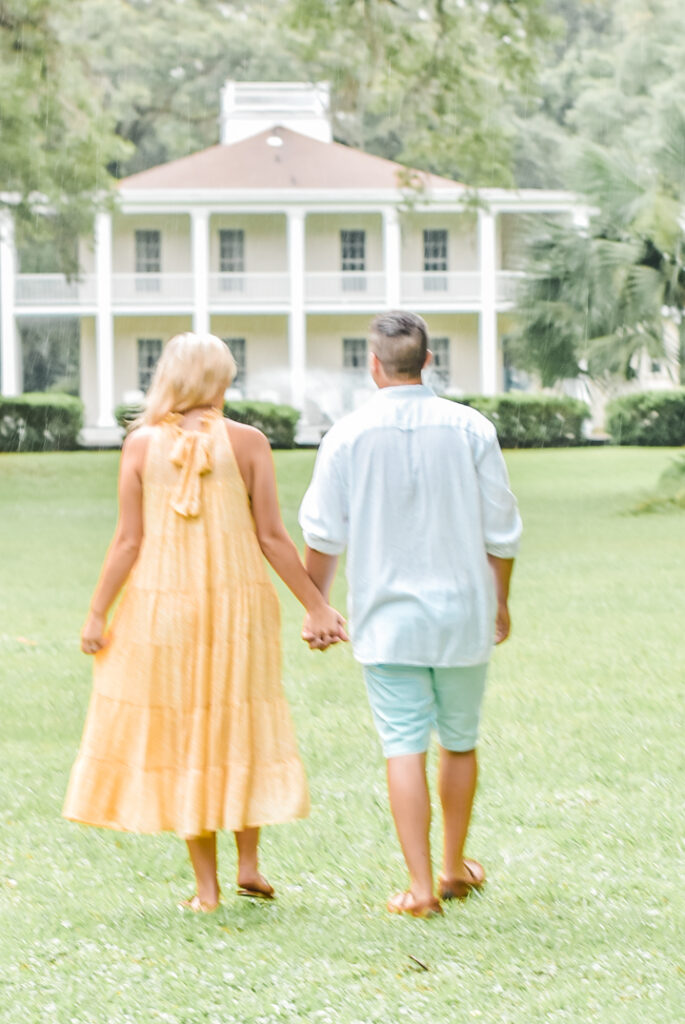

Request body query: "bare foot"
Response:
[438, 859, 486, 900]
[178, 893, 220, 913]
[236, 871, 275, 899]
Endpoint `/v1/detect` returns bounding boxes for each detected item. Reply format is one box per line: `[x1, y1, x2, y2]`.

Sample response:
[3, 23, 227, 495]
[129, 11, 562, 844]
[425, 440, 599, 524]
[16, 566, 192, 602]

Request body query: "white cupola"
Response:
[220, 81, 332, 145]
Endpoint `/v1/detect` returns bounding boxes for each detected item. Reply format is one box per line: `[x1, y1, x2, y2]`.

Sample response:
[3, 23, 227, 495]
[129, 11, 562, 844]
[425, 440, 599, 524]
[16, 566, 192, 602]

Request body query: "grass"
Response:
[0, 446, 683, 1024]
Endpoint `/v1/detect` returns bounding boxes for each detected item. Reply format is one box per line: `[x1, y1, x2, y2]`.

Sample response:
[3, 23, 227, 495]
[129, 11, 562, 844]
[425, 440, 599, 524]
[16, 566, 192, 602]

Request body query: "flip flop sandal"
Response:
[236, 880, 275, 900]
[438, 859, 486, 901]
[178, 894, 220, 913]
[387, 891, 443, 919]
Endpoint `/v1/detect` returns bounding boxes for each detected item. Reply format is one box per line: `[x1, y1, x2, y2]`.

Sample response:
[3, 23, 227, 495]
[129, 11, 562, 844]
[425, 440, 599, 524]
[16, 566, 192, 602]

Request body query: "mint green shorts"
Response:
[362, 663, 489, 758]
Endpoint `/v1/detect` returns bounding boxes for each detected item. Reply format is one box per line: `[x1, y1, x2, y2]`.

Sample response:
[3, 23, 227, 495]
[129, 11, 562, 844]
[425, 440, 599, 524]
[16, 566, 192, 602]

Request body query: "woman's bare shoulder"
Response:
[121, 425, 154, 467]
[123, 425, 155, 447]
[223, 417, 270, 454]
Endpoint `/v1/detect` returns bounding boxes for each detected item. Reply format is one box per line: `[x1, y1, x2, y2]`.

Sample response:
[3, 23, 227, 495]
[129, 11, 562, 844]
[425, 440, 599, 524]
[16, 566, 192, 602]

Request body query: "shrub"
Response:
[114, 400, 300, 449]
[0, 393, 84, 452]
[631, 453, 685, 513]
[114, 403, 142, 431]
[224, 400, 300, 449]
[445, 393, 590, 448]
[606, 390, 685, 446]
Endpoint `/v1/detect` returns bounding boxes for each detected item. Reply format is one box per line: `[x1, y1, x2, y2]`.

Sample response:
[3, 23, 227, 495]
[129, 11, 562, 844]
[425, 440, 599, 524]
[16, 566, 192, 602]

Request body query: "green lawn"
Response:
[0, 447, 683, 1024]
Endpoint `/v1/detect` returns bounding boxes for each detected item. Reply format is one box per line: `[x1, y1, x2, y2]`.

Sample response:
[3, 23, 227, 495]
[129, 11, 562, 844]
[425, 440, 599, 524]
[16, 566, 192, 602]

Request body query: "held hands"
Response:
[301, 603, 349, 652]
[80, 610, 109, 656]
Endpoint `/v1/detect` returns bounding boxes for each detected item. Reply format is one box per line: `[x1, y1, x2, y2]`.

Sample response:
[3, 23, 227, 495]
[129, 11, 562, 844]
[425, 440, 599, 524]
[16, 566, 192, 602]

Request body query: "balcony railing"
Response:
[401, 272, 482, 304]
[15, 274, 97, 306]
[209, 272, 290, 304]
[14, 269, 529, 310]
[305, 272, 386, 303]
[496, 271, 526, 303]
[112, 273, 194, 306]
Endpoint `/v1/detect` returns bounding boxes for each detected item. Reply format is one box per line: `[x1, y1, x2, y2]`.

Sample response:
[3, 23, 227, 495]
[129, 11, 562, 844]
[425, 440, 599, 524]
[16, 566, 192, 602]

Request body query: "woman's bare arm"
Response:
[81, 432, 148, 654]
[228, 421, 348, 645]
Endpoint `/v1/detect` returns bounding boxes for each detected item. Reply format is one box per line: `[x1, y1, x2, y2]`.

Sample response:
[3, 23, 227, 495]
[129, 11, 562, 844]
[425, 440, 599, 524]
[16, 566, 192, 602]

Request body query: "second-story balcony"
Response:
[209, 272, 290, 305]
[15, 274, 98, 308]
[112, 274, 195, 307]
[14, 270, 527, 311]
[401, 272, 482, 304]
[305, 272, 386, 304]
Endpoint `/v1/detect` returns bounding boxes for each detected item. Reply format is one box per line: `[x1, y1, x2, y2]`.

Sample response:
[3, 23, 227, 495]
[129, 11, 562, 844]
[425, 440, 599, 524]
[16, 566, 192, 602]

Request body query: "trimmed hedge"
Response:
[114, 403, 142, 431]
[223, 400, 299, 449]
[0, 393, 84, 452]
[114, 399, 300, 449]
[605, 389, 685, 446]
[445, 393, 590, 448]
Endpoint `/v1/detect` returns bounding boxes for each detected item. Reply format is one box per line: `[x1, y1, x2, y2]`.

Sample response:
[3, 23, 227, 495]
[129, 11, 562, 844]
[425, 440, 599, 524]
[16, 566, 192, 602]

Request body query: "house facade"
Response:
[1, 82, 589, 443]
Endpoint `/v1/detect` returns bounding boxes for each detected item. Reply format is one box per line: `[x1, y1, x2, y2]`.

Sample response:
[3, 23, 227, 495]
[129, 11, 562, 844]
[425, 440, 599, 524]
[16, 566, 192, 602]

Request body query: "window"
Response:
[423, 229, 448, 292]
[223, 337, 246, 385]
[135, 230, 161, 292]
[428, 336, 450, 391]
[137, 338, 162, 392]
[341, 230, 366, 292]
[219, 229, 245, 292]
[343, 337, 367, 370]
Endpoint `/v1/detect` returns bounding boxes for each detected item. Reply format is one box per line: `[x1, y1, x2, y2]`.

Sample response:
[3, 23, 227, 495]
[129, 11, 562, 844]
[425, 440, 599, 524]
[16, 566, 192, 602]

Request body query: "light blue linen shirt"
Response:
[299, 385, 522, 667]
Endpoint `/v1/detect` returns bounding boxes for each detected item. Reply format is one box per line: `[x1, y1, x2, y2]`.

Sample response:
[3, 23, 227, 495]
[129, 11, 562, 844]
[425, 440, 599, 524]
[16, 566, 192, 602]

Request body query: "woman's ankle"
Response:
[196, 878, 220, 905]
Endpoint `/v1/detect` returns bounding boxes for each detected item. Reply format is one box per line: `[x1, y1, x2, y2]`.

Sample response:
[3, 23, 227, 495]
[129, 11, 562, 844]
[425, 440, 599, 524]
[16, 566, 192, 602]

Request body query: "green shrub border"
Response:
[114, 399, 300, 449]
[605, 389, 685, 446]
[0, 393, 84, 452]
[444, 393, 590, 448]
[223, 400, 299, 449]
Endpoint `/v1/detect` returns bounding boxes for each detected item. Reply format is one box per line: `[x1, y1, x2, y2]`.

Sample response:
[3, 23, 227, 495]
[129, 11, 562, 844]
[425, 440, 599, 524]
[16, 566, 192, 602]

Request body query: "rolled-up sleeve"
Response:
[299, 435, 349, 555]
[476, 431, 522, 558]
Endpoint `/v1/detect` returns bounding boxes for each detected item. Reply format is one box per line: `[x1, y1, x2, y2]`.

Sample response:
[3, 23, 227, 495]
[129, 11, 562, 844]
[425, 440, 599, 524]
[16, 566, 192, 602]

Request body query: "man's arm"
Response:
[488, 554, 514, 644]
[304, 546, 339, 602]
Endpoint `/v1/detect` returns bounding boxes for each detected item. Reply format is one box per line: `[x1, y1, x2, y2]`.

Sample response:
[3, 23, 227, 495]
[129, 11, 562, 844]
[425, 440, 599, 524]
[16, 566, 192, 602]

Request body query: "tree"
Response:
[67, 0, 304, 178]
[510, 117, 685, 387]
[285, 0, 553, 186]
[0, 0, 128, 272]
[512, 0, 685, 188]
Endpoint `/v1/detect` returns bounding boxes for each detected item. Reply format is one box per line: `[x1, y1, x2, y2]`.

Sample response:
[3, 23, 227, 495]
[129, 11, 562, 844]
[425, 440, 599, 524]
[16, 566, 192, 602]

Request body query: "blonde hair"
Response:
[139, 332, 236, 426]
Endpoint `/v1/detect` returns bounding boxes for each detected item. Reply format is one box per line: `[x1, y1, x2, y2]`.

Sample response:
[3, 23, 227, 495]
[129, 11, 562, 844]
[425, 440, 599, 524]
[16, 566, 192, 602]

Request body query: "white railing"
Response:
[209, 272, 290, 304]
[15, 274, 97, 306]
[14, 269, 530, 311]
[401, 272, 482, 304]
[496, 271, 526, 303]
[305, 272, 386, 303]
[111, 273, 194, 306]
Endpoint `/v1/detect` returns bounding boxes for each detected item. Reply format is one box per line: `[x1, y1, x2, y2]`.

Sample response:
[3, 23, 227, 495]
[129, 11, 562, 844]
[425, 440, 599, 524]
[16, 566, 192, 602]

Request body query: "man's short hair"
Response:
[369, 311, 429, 378]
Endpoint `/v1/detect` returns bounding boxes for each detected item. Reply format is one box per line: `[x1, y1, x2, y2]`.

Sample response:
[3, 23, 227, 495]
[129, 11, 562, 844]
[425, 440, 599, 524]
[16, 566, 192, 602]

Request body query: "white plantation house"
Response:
[1, 81, 594, 444]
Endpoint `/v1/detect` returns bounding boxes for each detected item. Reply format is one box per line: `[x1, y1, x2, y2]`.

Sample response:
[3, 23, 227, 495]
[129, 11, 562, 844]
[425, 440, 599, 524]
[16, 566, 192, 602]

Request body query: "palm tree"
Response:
[511, 110, 685, 387]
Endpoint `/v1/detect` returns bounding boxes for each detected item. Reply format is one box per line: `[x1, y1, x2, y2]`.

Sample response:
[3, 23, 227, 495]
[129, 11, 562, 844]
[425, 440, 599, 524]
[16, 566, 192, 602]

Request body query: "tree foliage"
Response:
[68, 0, 304, 177]
[511, 117, 685, 386]
[513, 0, 685, 188]
[285, 0, 553, 186]
[0, 0, 128, 271]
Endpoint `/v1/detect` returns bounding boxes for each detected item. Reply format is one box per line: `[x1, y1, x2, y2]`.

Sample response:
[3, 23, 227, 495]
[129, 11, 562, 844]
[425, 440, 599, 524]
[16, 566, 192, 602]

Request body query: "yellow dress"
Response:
[63, 409, 309, 837]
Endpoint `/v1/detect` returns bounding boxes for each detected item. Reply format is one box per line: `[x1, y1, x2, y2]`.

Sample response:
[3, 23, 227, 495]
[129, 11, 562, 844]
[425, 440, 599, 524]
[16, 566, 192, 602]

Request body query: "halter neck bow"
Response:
[168, 418, 214, 518]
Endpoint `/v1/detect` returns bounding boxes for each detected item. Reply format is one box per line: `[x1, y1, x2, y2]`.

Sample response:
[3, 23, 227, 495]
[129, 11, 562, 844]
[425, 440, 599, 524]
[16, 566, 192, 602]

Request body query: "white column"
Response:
[287, 208, 306, 411]
[0, 210, 21, 396]
[478, 207, 498, 396]
[191, 208, 210, 335]
[382, 207, 401, 308]
[95, 211, 116, 427]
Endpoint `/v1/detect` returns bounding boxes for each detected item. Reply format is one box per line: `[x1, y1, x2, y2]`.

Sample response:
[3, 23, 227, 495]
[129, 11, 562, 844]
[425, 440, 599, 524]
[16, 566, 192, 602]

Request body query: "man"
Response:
[299, 311, 522, 918]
